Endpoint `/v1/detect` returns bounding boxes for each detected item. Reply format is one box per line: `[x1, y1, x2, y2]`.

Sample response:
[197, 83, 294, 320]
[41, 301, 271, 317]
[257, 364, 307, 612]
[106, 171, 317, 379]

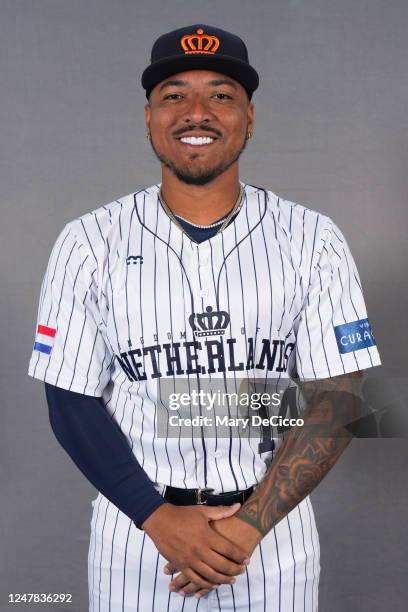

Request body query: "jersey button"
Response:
[200, 289, 209, 298]
[213, 449, 223, 459]
[200, 256, 209, 267]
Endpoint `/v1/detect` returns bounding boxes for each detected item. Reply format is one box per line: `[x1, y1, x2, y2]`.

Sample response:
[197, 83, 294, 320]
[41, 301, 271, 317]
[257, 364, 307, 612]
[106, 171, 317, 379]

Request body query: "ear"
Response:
[247, 102, 254, 134]
[144, 103, 151, 132]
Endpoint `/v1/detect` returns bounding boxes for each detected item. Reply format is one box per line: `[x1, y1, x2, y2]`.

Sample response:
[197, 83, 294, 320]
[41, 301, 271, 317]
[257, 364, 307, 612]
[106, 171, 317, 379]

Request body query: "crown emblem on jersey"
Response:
[189, 306, 230, 337]
[180, 28, 220, 55]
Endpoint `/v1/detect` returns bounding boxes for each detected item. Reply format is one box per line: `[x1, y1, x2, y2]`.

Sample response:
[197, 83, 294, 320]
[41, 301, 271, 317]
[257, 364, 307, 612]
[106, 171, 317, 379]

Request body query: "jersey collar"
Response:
[133, 182, 268, 250]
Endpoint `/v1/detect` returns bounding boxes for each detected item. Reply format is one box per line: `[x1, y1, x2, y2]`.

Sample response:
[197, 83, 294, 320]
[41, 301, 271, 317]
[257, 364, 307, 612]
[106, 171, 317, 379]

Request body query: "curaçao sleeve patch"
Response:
[33, 324, 57, 355]
[334, 318, 376, 354]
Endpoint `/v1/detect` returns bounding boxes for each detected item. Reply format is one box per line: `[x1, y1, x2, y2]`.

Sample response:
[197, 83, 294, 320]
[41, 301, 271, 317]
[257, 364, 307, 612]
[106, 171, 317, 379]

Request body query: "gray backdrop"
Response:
[1, 0, 407, 610]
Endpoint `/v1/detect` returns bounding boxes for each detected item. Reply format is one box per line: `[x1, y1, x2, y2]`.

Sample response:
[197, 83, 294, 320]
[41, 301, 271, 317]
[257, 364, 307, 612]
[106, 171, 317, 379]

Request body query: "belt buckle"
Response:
[196, 487, 214, 505]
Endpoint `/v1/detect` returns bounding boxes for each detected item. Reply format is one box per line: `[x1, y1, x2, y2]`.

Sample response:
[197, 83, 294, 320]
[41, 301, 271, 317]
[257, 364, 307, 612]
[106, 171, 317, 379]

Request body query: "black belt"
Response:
[163, 485, 254, 506]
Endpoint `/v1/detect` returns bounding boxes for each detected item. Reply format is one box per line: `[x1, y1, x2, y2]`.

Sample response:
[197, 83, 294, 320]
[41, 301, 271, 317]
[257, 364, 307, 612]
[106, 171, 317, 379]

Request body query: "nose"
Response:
[183, 94, 215, 124]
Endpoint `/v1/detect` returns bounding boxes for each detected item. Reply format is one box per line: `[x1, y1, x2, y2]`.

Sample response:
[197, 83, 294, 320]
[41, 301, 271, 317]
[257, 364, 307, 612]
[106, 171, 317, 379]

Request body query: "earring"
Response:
[145, 130, 150, 140]
[246, 131, 253, 140]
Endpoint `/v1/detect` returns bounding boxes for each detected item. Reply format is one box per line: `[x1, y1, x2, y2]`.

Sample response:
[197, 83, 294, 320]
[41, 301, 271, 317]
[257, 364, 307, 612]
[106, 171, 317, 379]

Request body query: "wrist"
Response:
[211, 515, 262, 556]
[140, 501, 172, 534]
[233, 515, 263, 552]
[234, 487, 265, 540]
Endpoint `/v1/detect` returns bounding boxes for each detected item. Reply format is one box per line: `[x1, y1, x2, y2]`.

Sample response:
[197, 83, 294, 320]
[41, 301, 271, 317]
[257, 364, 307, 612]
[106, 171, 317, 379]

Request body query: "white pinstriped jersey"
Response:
[28, 181, 381, 493]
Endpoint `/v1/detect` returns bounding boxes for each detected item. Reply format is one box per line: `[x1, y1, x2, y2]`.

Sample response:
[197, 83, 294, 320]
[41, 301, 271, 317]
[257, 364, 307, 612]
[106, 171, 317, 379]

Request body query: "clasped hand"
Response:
[141, 502, 261, 599]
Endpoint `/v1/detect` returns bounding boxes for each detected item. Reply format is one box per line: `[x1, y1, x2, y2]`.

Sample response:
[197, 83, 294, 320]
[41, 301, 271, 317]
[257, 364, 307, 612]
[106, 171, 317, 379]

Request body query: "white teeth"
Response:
[180, 136, 214, 145]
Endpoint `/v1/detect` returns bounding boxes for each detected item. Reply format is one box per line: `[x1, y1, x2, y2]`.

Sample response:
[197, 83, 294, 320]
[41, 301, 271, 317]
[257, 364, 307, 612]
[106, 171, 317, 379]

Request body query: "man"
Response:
[28, 24, 381, 611]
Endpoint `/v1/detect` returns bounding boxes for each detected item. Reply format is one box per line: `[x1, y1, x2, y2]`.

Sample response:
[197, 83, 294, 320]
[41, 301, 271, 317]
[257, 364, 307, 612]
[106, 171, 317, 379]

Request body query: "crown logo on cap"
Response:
[180, 28, 220, 55]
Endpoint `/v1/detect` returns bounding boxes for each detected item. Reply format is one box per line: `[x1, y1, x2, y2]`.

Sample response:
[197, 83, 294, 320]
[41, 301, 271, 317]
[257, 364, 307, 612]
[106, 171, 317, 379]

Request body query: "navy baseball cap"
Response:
[141, 24, 259, 100]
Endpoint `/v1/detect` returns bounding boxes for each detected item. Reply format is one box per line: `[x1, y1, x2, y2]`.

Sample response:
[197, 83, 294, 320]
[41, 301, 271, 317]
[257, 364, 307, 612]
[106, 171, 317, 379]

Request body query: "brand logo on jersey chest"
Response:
[126, 255, 143, 265]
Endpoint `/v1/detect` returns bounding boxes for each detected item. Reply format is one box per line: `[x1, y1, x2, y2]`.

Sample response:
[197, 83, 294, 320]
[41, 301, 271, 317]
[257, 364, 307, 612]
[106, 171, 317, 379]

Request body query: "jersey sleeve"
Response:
[288, 218, 381, 380]
[27, 222, 114, 396]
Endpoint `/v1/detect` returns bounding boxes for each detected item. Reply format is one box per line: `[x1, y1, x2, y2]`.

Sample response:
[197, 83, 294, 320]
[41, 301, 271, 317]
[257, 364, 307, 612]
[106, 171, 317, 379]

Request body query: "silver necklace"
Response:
[174, 213, 226, 229]
[158, 184, 245, 237]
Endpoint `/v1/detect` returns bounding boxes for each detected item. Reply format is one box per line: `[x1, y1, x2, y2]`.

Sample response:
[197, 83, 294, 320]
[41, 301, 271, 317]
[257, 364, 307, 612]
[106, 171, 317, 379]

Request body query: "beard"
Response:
[148, 135, 248, 186]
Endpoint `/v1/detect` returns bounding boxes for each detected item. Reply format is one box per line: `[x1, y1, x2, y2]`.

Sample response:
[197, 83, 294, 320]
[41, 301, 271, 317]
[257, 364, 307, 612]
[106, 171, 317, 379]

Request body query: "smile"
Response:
[178, 136, 216, 146]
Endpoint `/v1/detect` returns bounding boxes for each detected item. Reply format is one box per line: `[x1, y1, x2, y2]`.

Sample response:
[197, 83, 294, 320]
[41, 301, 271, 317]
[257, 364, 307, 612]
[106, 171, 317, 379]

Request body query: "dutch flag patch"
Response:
[33, 324, 57, 355]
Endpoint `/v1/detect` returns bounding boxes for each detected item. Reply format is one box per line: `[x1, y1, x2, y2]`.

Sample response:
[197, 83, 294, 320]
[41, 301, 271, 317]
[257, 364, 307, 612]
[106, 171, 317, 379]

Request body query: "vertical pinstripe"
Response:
[219, 232, 248, 490]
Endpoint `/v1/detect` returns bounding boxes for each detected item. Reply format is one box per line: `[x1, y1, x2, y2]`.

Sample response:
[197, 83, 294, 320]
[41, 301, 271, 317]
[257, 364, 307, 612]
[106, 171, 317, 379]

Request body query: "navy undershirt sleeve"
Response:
[44, 382, 166, 529]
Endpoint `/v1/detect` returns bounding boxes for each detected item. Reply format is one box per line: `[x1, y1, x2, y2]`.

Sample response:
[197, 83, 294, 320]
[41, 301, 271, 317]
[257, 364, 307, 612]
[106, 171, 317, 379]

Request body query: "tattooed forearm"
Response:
[236, 372, 364, 536]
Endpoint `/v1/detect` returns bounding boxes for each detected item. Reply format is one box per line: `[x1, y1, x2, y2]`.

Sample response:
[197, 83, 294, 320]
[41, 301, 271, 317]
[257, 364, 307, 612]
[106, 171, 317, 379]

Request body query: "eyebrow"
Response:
[158, 78, 238, 92]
